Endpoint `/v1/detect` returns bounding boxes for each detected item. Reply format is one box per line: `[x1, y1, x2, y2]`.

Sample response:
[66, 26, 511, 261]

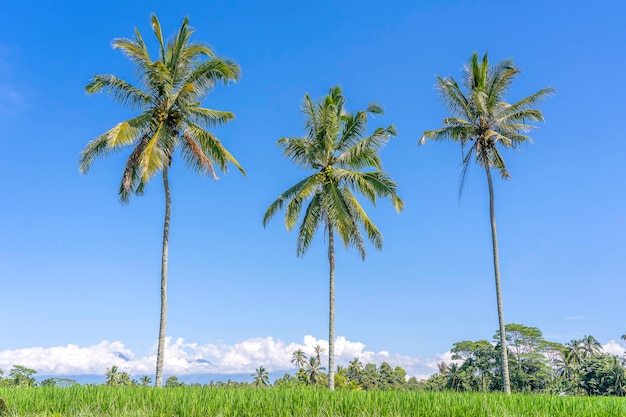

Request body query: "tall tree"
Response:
[421, 52, 554, 394]
[80, 15, 244, 387]
[263, 86, 403, 390]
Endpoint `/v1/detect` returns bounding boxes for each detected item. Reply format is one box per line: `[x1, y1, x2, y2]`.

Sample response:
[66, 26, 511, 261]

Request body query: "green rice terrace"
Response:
[1, 386, 625, 417]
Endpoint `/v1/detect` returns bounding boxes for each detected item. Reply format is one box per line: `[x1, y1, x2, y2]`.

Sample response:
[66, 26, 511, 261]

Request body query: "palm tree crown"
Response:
[421, 52, 554, 189]
[80, 15, 244, 387]
[80, 14, 244, 198]
[264, 86, 403, 256]
[263, 86, 403, 390]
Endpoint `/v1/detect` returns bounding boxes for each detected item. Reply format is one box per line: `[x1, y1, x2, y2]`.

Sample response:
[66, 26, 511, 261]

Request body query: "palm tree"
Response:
[263, 86, 403, 390]
[347, 357, 363, 382]
[139, 375, 152, 386]
[621, 333, 626, 341]
[79, 15, 244, 387]
[105, 366, 121, 386]
[420, 52, 554, 394]
[305, 356, 325, 385]
[580, 335, 603, 358]
[291, 349, 307, 369]
[313, 344, 326, 365]
[437, 361, 449, 376]
[251, 366, 269, 387]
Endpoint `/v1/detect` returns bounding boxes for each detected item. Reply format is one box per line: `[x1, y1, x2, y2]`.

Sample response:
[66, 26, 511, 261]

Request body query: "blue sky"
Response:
[0, 0, 625, 379]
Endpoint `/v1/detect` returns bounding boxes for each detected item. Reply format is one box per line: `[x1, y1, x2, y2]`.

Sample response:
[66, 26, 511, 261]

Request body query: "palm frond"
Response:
[175, 58, 241, 104]
[278, 137, 318, 169]
[296, 192, 324, 257]
[341, 186, 383, 251]
[180, 131, 218, 179]
[325, 182, 365, 258]
[185, 122, 245, 176]
[138, 123, 168, 184]
[85, 75, 152, 110]
[436, 76, 472, 119]
[79, 113, 152, 173]
[185, 106, 235, 128]
[151, 14, 166, 61]
[262, 173, 324, 228]
[119, 134, 152, 202]
[335, 126, 395, 170]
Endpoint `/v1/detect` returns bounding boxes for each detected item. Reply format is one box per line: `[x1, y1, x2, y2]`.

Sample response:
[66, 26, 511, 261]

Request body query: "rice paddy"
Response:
[0, 386, 624, 417]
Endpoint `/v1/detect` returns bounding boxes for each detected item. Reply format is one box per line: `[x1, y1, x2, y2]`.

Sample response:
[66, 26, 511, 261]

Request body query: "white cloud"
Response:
[0, 336, 447, 379]
[603, 340, 626, 357]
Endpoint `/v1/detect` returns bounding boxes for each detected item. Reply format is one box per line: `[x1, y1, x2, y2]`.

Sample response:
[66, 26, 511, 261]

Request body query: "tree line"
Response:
[2, 326, 624, 395]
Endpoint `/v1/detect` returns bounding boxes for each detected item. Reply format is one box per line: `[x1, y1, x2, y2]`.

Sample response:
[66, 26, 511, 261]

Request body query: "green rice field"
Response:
[0, 386, 624, 417]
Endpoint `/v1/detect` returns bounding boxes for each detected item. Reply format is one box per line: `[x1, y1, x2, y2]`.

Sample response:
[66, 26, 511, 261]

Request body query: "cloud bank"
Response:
[2, 337, 622, 381]
[0, 336, 444, 379]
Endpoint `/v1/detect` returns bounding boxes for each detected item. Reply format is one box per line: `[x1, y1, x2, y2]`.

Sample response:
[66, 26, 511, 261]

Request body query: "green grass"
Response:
[0, 386, 624, 417]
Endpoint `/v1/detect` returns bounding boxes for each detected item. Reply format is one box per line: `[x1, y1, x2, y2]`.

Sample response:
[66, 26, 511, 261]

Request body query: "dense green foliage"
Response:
[425, 324, 626, 396]
[1, 386, 625, 417]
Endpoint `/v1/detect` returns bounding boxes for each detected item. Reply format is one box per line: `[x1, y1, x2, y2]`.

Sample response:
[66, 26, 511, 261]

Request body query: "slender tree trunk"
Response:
[155, 167, 171, 387]
[485, 165, 511, 394]
[327, 222, 335, 391]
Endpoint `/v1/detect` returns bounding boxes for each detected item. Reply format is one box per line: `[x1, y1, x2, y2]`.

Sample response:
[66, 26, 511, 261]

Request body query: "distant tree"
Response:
[251, 366, 269, 387]
[263, 86, 403, 390]
[304, 356, 324, 385]
[579, 354, 626, 396]
[360, 363, 380, 391]
[313, 345, 325, 366]
[580, 335, 603, 358]
[392, 366, 408, 389]
[105, 366, 121, 386]
[334, 365, 348, 389]
[621, 333, 626, 341]
[421, 52, 554, 394]
[8, 366, 36, 387]
[139, 375, 152, 386]
[40, 378, 78, 387]
[291, 349, 307, 370]
[80, 14, 244, 387]
[377, 362, 394, 390]
[437, 362, 449, 377]
[118, 372, 134, 386]
[165, 376, 183, 387]
[347, 357, 363, 383]
[451, 340, 496, 392]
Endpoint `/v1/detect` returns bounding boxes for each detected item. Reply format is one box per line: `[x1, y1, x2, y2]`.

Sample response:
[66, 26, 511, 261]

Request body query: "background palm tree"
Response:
[139, 375, 152, 386]
[263, 86, 403, 390]
[251, 366, 269, 387]
[580, 335, 603, 358]
[105, 366, 121, 386]
[291, 349, 307, 369]
[621, 333, 626, 341]
[305, 356, 325, 386]
[80, 15, 244, 387]
[313, 344, 326, 366]
[420, 52, 554, 394]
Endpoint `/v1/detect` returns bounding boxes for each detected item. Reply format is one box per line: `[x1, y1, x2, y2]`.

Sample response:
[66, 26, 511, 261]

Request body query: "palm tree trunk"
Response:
[327, 222, 335, 391]
[485, 165, 511, 394]
[155, 167, 171, 387]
